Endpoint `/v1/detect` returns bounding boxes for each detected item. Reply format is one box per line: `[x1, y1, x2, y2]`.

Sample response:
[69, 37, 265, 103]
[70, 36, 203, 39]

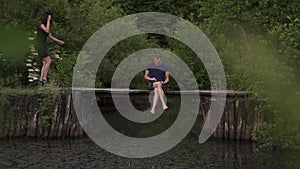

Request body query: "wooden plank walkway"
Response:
[72, 88, 252, 97]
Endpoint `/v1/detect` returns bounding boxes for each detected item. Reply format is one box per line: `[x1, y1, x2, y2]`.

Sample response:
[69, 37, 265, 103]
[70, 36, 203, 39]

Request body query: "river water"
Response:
[0, 135, 299, 168]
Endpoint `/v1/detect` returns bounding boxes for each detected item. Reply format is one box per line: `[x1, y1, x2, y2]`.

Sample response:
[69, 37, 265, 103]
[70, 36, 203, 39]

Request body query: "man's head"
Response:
[154, 54, 162, 65]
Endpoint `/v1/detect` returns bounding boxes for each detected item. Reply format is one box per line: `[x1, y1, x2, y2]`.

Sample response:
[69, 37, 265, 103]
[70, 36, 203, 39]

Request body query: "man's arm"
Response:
[144, 69, 156, 81]
[163, 72, 169, 84]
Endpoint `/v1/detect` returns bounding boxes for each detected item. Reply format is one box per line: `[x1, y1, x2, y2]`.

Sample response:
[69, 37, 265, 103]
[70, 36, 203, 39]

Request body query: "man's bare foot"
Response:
[163, 105, 168, 110]
[150, 109, 155, 114]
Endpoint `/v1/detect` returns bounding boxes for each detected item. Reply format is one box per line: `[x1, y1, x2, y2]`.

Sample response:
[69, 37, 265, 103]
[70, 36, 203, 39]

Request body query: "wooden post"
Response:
[218, 103, 225, 140]
[224, 99, 229, 140]
[236, 99, 243, 140]
[245, 99, 252, 140]
[14, 96, 21, 137]
[62, 93, 71, 138]
[49, 95, 60, 138]
[8, 96, 17, 138]
[241, 99, 247, 140]
[228, 99, 235, 140]
[27, 95, 38, 138]
[19, 95, 28, 137]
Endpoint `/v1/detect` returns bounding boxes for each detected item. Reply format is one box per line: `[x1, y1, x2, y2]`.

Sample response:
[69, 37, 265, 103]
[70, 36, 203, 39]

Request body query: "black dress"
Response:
[35, 21, 49, 58]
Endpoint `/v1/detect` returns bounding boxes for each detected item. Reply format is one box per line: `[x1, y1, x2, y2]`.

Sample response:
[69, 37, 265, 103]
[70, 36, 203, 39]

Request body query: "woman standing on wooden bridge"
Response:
[144, 54, 169, 114]
[35, 10, 64, 86]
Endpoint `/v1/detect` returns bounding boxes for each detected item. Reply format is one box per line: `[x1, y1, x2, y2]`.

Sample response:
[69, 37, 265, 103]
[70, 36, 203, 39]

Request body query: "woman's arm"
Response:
[48, 33, 65, 45]
[144, 69, 156, 81]
[39, 15, 51, 33]
[163, 72, 169, 84]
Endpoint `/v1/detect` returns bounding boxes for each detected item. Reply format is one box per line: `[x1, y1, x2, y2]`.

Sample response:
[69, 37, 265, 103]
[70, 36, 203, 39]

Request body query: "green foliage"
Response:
[169, 38, 210, 89]
[59, 0, 121, 50]
[185, 0, 300, 151]
[0, 25, 32, 87]
[0, 0, 35, 29]
[49, 51, 76, 87]
[97, 35, 159, 88]
[269, 17, 300, 70]
[211, 22, 300, 150]
[253, 112, 300, 150]
[38, 89, 57, 128]
[114, 0, 196, 17]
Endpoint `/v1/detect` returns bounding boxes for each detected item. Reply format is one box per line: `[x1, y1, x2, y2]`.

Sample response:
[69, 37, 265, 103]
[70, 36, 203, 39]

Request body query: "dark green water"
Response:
[0, 136, 299, 169]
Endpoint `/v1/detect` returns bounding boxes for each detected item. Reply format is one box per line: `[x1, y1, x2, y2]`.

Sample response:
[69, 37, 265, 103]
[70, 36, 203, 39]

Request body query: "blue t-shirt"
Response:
[146, 62, 168, 82]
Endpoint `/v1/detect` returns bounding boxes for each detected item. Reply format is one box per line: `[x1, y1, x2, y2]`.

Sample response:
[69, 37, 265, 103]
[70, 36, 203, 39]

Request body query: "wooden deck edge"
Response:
[71, 88, 252, 97]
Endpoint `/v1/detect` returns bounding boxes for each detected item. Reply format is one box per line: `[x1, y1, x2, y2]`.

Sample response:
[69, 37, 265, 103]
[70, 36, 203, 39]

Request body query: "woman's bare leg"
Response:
[40, 60, 46, 81]
[42, 56, 51, 81]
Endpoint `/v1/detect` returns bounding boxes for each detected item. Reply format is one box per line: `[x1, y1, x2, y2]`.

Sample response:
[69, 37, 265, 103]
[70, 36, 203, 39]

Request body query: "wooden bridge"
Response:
[0, 88, 262, 140]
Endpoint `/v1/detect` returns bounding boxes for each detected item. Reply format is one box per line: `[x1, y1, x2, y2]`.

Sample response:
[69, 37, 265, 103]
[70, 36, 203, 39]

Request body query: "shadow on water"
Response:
[0, 95, 299, 168]
[100, 95, 182, 138]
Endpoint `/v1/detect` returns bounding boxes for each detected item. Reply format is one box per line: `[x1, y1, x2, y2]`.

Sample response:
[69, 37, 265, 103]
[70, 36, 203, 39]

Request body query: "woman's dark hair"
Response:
[31, 4, 40, 19]
[39, 10, 54, 25]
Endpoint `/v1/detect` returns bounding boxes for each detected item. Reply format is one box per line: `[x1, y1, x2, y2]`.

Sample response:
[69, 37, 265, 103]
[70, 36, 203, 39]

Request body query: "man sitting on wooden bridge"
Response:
[144, 54, 169, 114]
